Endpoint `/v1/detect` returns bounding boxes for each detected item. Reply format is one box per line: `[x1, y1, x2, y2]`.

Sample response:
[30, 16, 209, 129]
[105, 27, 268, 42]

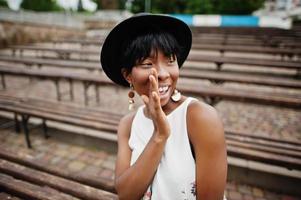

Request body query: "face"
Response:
[125, 50, 179, 108]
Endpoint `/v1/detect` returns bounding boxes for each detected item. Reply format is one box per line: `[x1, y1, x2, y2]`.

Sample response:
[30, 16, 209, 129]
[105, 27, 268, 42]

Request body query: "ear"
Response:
[121, 68, 132, 84]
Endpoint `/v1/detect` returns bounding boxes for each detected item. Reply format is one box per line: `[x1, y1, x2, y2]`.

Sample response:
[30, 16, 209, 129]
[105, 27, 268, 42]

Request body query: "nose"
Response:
[157, 65, 170, 80]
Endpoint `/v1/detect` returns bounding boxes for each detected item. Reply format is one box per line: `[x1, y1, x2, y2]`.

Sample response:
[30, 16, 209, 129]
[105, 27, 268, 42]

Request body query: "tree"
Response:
[185, 0, 215, 14]
[0, 0, 8, 8]
[217, 0, 265, 15]
[77, 0, 85, 12]
[130, 0, 264, 15]
[20, 0, 62, 12]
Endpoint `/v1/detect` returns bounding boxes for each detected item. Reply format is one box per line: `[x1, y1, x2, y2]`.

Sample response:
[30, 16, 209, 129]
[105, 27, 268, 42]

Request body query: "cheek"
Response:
[170, 68, 180, 83]
[131, 69, 151, 94]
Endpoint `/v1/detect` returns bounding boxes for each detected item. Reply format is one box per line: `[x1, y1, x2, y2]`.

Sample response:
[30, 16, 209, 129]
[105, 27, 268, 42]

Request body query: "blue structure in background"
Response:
[221, 16, 259, 27]
[170, 14, 291, 29]
[171, 14, 193, 26]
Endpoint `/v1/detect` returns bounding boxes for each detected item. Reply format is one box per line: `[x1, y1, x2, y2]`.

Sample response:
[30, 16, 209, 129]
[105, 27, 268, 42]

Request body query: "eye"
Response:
[167, 56, 176, 65]
[137, 59, 153, 68]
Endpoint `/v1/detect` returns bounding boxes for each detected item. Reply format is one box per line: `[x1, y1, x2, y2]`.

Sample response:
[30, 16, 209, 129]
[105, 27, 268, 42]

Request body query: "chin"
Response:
[159, 93, 172, 107]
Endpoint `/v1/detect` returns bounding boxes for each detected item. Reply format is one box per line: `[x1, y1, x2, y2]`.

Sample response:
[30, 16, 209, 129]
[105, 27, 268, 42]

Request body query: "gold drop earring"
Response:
[171, 89, 181, 102]
[128, 83, 135, 110]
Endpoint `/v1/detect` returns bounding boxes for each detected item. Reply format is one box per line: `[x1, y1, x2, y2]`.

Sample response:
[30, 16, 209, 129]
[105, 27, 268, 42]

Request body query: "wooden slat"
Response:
[0, 102, 117, 133]
[0, 159, 118, 200]
[0, 146, 115, 193]
[0, 173, 79, 200]
[180, 69, 301, 89]
[225, 132, 301, 151]
[0, 55, 99, 70]
[179, 82, 301, 108]
[0, 192, 22, 200]
[227, 145, 301, 170]
[0, 66, 300, 108]
[187, 54, 301, 70]
[226, 140, 301, 159]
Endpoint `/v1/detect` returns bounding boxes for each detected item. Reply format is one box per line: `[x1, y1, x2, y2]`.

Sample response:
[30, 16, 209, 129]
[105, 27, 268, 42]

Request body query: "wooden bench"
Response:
[52, 38, 104, 47]
[0, 55, 99, 71]
[1, 55, 301, 90]
[51, 34, 301, 48]
[187, 53, 301, 77]
[180, 69, 301, 89]
[0, 146, 116, 198]
[191, 44, 301, 60]
[0, 65, 111, 106]
[0, 65, 300, 108]
[191, 27, 299, 39]
[0, 94, 120, 148]
[9, 44, 301, 62]
[192, 35, 301, 48]
[9, 45, 99, 60]
[0, 94, 300, 172]
[0, 161, 117, 200]
[3, 47, 300, 77]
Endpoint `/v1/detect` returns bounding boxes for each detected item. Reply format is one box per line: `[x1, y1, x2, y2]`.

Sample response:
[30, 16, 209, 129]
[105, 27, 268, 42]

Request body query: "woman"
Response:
[101, 13, 227, 200]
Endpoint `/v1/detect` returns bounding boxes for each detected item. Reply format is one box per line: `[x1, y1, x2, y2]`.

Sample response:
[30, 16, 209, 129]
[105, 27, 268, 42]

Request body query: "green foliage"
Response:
[130, 0, 265, 15]
[185, 0, 214, 14]
[0, 0, 8, 8]
[151, 0, 186, 13]
[130, 0, 144, 13]
[217, 0, 265, 15]
[20, 0, 63, 12]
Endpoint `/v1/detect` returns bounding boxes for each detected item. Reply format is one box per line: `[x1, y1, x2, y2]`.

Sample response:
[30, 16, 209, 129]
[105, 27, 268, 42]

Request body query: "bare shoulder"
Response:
[187, 100, 221, 125]
[187, 100, 224, 145]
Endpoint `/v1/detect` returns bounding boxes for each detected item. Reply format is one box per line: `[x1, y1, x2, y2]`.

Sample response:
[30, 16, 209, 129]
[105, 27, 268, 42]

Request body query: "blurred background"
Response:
[0, 0, 300, 200]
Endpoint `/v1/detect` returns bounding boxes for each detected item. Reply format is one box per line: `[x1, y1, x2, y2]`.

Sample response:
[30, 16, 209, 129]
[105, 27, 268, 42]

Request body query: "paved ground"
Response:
[0, 124, 300, 200]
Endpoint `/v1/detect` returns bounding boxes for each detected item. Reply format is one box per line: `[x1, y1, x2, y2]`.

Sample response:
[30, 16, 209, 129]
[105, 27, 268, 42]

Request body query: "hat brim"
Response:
[100, 14, 192, 87]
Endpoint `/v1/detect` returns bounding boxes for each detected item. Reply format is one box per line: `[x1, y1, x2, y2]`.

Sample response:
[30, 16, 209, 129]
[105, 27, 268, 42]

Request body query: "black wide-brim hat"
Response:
[100, 13, 192, 87]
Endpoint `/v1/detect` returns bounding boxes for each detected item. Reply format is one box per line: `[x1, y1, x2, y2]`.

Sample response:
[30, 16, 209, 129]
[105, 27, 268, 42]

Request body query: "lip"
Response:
[158, 85, 170, 99]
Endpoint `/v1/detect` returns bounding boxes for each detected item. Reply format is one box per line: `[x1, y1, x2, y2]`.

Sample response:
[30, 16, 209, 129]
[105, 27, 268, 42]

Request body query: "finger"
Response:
[152, 91, 161, 111]
[151, 68, 158, 81]
[149, 74, 158, 94]
[151, 68, 158, 90]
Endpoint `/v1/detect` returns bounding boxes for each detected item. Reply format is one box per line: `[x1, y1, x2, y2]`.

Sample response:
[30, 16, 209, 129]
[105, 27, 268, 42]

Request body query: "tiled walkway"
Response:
[0, 124, 300, 200]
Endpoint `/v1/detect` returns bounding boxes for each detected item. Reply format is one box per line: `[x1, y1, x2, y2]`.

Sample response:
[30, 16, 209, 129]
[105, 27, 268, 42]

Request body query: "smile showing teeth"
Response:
[158, 86, 169, 94]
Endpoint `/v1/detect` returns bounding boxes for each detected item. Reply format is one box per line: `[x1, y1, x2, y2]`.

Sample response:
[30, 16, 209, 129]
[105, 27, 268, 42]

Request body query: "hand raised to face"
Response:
[141, 68, 170, 140]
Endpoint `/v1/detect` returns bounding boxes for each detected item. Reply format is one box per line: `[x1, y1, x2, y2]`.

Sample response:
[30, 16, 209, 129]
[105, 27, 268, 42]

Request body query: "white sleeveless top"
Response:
[129, 97, 197, 200]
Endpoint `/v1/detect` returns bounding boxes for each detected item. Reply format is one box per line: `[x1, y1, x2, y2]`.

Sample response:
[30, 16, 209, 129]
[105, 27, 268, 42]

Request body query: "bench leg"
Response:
[21, 115, 31, 149]
[69, 79, 74, 101]
[296, 69, 301, 79]
[220, 50, 225, 57]
[95, 85, 100, 104]
[14, 113, 20, 134]
[55, 79, 61, 101]
[216, 62, 223, 71]
[1, 74, 6, 90]
[84, 82, 92, 106]
[203, 96, 221, 106]
[42, 119, 49, 139]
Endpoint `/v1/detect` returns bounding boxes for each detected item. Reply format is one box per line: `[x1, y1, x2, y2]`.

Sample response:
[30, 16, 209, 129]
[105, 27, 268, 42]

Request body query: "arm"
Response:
[187, 101, 227, 200]
[115, 69, 170, 200]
